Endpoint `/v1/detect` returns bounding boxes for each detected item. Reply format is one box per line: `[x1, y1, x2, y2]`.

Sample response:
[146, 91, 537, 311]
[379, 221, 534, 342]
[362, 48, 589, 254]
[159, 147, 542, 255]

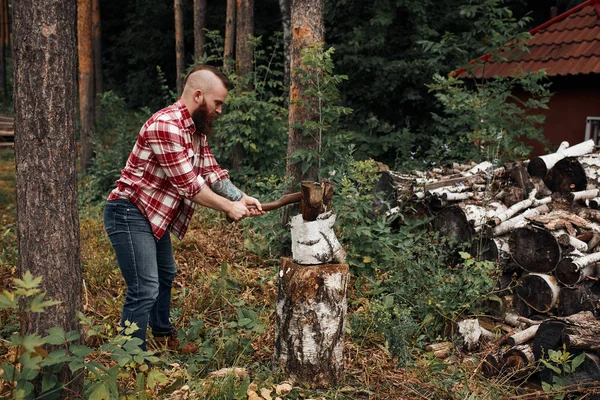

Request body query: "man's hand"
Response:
[226, 201, 251, 222]
[241, 195, 266, 217]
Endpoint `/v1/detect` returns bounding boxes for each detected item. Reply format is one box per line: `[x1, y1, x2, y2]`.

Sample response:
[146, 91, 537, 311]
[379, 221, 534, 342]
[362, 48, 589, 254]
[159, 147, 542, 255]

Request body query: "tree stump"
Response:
[274, 257, 349, 388]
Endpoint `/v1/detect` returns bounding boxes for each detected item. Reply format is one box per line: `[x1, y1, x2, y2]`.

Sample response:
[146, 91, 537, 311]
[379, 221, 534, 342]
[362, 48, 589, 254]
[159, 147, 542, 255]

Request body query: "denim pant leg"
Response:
[103, 200, 174, 350]
[149, 232, 177, 337]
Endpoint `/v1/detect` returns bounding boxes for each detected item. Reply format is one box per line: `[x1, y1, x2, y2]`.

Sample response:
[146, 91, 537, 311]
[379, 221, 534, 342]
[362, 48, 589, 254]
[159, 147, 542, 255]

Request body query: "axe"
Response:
[249, 191, 302, 212]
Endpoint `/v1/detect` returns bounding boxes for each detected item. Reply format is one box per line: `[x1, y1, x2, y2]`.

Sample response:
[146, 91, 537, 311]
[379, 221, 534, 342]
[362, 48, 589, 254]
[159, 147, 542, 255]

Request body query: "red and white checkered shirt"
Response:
[108, 99, 229, 240]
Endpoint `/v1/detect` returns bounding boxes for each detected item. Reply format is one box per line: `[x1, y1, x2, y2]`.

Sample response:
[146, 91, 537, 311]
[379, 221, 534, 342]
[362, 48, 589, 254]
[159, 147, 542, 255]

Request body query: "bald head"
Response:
[183, 69, 226, 97]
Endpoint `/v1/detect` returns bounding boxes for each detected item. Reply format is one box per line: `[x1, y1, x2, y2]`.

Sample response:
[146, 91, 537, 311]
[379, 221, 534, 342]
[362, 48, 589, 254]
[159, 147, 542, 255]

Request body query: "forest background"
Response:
[0, 0, 593, 399]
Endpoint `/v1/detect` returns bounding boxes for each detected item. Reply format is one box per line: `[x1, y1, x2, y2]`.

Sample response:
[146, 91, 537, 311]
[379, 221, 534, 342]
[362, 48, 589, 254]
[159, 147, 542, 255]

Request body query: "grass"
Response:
[1, 147, 591, 399]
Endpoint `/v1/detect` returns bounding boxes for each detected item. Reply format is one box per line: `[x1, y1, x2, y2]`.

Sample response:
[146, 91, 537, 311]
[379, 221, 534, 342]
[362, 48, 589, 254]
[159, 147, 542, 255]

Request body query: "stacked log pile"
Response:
[386, 139, 600, 387]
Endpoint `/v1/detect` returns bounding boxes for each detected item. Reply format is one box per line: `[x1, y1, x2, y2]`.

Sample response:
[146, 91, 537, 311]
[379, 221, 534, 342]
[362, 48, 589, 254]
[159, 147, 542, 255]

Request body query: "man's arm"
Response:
[212, 178, 264, 216]
[191, 184, 250, 221]
[211, 178, 244, 201]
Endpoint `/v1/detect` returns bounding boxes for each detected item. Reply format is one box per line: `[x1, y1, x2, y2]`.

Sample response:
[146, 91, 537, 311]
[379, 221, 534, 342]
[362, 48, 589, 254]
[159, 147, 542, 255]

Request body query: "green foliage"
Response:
[540, 346, 587, 399]
[289, 44, 353, 177]
[204, 33, 289, 184]
[0, 273, 165, 399]
[80, 91, 150, 205]
[423, 69, 551, 164]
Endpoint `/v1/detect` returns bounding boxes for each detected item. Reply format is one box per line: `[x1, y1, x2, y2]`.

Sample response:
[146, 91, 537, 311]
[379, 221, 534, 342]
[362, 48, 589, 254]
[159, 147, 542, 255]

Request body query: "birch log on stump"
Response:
[515, 273, 560, 313]
[275, 258, 348, 388]
[276, 181, 349, 388]
[509, 226, 561, 273]
[557, 281, 600, 317]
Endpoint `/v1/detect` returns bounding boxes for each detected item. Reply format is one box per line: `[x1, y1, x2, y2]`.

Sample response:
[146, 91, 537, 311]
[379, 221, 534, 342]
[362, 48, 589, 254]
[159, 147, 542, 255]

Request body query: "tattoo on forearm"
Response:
[211, 178, 244, 201]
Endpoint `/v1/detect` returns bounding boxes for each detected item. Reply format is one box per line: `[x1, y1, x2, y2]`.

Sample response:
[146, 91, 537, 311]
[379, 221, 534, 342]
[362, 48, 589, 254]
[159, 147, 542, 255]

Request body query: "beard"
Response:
[192, 101, 217, 136]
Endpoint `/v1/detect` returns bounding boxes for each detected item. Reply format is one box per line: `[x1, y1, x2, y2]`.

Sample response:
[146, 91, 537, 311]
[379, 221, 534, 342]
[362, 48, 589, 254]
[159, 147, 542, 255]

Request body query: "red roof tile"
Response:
[459, 0, 600, 78]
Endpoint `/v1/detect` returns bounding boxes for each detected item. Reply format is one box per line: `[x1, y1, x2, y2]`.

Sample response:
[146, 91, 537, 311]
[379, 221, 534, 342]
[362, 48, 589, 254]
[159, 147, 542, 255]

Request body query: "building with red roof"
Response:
[460, 0, 600, 155]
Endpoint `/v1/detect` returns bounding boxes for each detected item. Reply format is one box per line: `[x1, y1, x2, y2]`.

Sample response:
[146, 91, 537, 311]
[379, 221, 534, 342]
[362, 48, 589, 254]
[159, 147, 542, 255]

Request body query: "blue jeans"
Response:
[103, 199, 177, 350]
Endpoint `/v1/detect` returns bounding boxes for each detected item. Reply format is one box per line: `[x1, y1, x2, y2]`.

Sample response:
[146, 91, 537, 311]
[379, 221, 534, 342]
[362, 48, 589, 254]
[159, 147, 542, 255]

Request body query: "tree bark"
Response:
[92, 0, 102, 117]
[0, 0, 8, 104]
[231, 0, 255, 171]
[77, 0, 94, 171]
[224, 0, 236, 73]
[278, 0, 291, 94]
[285, 0, 324, 190]
[275, 258, 348, 388]
[13, 0, 82, 395]
[174, 0, 185, 95]
[193, 0, 207, 61]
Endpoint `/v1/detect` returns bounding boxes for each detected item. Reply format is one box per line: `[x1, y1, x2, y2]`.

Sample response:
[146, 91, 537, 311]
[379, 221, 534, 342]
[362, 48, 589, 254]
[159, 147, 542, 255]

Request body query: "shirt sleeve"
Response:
[144, 120, 205, 198]
[199, 136, 230, 186]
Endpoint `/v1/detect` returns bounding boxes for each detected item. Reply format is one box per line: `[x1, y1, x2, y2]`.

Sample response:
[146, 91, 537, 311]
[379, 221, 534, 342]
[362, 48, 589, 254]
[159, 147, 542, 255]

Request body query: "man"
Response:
[103, 64, 264, 351]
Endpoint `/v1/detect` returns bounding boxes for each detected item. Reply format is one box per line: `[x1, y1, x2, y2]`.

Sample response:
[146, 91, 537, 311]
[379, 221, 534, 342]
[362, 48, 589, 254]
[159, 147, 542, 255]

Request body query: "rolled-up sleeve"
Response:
[145, 120, 205, 198]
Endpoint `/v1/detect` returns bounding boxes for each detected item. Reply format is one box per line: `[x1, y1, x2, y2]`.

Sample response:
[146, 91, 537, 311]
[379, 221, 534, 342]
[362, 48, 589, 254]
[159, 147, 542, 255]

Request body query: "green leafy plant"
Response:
[0, 272, 166, 400]
[540, 345, 586, 400]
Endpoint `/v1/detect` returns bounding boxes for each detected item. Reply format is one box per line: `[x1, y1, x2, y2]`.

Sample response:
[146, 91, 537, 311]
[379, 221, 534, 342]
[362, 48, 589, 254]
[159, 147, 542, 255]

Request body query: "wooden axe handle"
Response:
[249, 191, 302, 212]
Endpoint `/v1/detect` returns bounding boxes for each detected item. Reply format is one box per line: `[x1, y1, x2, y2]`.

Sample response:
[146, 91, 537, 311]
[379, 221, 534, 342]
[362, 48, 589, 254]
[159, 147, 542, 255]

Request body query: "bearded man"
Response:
[103, 64, 264, 352]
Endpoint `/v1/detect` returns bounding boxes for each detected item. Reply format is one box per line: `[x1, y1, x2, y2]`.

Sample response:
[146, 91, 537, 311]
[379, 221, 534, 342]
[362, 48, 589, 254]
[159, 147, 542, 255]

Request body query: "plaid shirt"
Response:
[108, 99, 229, 240]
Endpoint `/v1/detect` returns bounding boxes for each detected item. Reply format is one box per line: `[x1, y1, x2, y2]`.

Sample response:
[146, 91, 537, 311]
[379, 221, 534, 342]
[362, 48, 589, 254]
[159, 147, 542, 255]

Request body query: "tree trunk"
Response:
[13, 0, 82, 395]
[278, 0, 291, 94]
[285, 0, 324, 191]
[231, 0, 254, 172]
[224, 0, 235, 73]
[275, 258, 348, 388]
[77, 0, 94, 171]
[0, 0, 8, 104]
[509, 226, 561, 273]
[92, 0, 102, 117]
[515, 273, 560, 313]
[174, 0, 185, 95]
[193, 0, 207, 61]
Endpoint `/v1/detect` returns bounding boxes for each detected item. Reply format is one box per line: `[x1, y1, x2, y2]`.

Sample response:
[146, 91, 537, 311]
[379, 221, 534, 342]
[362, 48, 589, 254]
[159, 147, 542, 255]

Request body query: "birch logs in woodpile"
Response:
[389, 140, 600, 386]
[275, 181, 349, 389]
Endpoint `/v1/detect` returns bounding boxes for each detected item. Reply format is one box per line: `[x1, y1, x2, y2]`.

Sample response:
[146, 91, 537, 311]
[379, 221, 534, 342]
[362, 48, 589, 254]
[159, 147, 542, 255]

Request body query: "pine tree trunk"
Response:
[193, 0, 207, 61]
[77, 0, 94, 171]
[224, 0, 235, 73]
[285, 0, 324, 190]
[174, 0, 185, 94]
[0, 0, 7, 104]
[13, 0, 82, 395]
[92, 0, 102, 117]
[275, 258, 348, 388]
[231, 0, 254, 171]
[278, 0, 291, 95]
